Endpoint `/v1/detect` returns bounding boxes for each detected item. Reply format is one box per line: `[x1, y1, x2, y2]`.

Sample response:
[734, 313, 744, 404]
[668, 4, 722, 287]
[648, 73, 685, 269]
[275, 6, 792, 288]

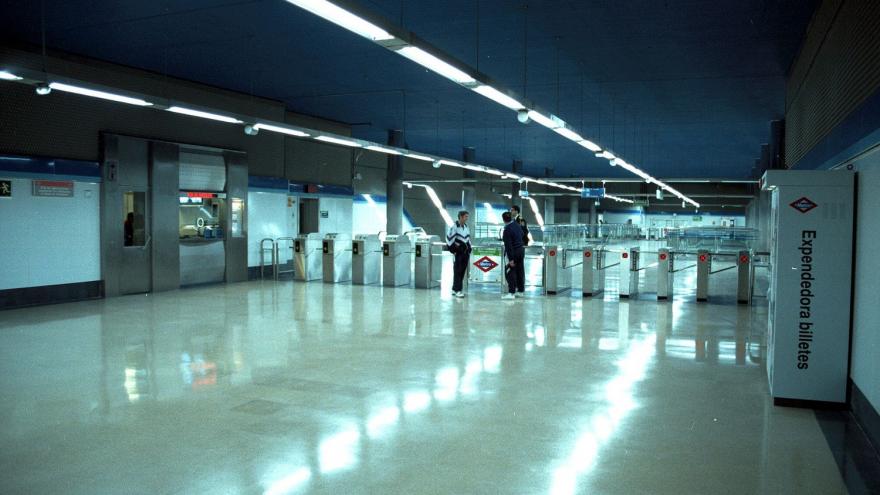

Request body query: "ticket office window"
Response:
[123, 191, 147, 247]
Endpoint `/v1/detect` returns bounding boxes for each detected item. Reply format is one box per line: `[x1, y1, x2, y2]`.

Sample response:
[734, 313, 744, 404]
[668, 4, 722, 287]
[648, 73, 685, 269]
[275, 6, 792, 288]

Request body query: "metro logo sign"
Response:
[473, 256, 499, 273]
[790, 196, 818, 214]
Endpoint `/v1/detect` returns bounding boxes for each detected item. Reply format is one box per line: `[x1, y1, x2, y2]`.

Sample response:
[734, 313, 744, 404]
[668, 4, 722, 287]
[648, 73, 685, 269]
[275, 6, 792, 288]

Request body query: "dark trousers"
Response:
[452, 250, 468, 292]
[506, 248, 525, 293]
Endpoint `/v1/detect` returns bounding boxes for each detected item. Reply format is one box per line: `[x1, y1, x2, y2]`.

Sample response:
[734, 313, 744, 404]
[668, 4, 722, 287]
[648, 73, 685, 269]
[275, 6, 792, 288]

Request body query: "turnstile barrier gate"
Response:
[382, 234, 412, 287]
[657, 248, 674, 300]
[322, 233, 352, 283]
[294, 233, 323, 281]
[414, 237, 442, 289]
[545, 245, 573, 295]
[736, 250, 751, 304]
[696, 249, 711, 302]
[619, 247, 640, 298]
[352, 234, 381, 285]
[582, 246, 609, 297]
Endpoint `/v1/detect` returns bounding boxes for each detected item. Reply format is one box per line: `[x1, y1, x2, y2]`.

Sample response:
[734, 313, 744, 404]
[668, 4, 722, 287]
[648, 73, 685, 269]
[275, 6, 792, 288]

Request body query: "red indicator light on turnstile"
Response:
[549, 250, 557, 257]
[740, 254, 749, 263]
[622, 252, 629, 259]
[584, 251, 592, 258]
[659, 253, 667, 261]
[699, 254, 707, 262]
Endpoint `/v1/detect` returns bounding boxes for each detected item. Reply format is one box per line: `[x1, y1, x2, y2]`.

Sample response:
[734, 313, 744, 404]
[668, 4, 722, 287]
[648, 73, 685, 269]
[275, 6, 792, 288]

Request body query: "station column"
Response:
[386, 129, 404, 234]
[462, 146, 476, 216]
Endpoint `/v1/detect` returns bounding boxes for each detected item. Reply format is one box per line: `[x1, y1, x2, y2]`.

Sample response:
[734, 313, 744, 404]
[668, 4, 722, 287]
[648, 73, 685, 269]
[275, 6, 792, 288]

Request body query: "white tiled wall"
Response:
[247, 190, 293, 267]
[0, 178, 100, 289]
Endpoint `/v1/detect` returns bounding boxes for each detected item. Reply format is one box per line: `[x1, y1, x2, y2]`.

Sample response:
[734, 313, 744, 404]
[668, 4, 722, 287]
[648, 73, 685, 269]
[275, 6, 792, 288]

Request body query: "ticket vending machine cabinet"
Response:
[414, 236, 442, 289]
[762, 170, 854, 405]
[657, 248, 674, 300]
[382, 234, 413, 287]
[736, 250, 751, 304]
[322, 233, 352, 283]
[582, 246, 606, 297]
[696, 249, 711, 302]
[352, 234, 381, 285]
[618, 247, 640, 298]
[294, 233, 323, 281]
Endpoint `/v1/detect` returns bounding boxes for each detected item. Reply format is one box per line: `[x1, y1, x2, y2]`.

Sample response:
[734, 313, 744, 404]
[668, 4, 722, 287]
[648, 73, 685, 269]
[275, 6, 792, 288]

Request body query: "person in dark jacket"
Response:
[501, 211, 525, 300]
[509, 205, 529, 295]
[446, 210, 472, 298]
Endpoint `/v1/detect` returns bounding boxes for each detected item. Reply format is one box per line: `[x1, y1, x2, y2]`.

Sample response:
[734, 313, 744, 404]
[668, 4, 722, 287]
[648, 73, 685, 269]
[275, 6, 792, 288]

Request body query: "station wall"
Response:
[0, 177, 100, 290]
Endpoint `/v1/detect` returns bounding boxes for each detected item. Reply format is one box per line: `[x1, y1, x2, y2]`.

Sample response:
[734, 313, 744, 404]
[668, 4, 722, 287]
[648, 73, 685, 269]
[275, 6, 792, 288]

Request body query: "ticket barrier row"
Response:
[579, 246, 752, 303]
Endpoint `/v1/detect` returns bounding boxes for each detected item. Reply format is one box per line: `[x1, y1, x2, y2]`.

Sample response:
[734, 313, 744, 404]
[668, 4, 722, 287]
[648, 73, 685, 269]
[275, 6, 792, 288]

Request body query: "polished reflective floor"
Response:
[0, 271, 854, 494]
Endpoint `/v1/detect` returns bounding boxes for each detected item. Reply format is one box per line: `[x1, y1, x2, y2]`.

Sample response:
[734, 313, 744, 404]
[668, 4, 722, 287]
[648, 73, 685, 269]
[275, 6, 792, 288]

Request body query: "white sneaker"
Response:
[502, 293, 516, 300]
[454, 291, 465, 298]
[515, 292, 525, 298]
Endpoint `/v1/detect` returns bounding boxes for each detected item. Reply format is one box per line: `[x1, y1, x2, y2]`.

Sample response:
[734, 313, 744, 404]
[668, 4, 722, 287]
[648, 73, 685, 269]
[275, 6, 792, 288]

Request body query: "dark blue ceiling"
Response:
[0, 0, 817, 178]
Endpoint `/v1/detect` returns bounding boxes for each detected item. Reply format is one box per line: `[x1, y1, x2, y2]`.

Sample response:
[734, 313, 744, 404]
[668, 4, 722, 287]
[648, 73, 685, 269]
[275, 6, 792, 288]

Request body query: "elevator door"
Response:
[119, 189, 152, 294]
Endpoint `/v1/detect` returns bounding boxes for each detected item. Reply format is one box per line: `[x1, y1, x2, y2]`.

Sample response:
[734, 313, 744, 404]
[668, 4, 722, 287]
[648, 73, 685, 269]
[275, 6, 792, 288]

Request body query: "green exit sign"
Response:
[692, 215, 703, 221]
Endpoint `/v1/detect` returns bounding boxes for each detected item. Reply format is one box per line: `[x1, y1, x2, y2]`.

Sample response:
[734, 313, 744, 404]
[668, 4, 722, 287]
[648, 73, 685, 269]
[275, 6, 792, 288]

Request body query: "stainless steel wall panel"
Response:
[179, 151, 226, 191]
[224, 151, 248, 283]
[150, 141, 180, 292]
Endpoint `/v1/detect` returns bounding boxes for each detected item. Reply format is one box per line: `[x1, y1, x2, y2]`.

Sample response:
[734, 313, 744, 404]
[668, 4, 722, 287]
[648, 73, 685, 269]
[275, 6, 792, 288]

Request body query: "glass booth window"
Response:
[230, 198, 245, 238]
[179, 192, 226, 240]
[123, 191, 146, 247]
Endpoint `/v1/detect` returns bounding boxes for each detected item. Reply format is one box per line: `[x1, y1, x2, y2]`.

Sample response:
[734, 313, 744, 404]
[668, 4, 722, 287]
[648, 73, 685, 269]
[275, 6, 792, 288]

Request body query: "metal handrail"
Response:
[275, 237, 296, 280]
[259, 238, 276, 280]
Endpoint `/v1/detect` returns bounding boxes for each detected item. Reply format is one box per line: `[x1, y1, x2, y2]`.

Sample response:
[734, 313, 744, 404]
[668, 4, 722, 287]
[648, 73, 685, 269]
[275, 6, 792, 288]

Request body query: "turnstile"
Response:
[322, 233, 352, 283]
[619, 247, 640, 298]
[696, 249, 711, 302]
[294, 233, 323, 281]
[414, 236, 442, 289]
[657, 248, 674, 300]
[382, 234, 412, 287]
[352, 234, 381, 285]
[736, 250, 751, 304]
[545, 245, 572, 295]
[581, 246, 607, 297]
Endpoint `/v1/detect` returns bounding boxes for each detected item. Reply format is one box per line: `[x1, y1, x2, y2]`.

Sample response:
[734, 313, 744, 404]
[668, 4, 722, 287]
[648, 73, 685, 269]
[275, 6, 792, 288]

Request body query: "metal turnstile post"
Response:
[352, 235, 381, 285]
[414, 237, 441, 289]
[582, 247, 606, 297]
[382, 235, 412, 287]
[656, 248, 674, 300]
[322, 233, 352, 283]
[544, 245, 572, 295]
[294, 233, 323, 281]
[696, 249, 711, 302]
[736, 250, 751, 304]
[259, 238, 276, 280]
[619, 247, 640, 298]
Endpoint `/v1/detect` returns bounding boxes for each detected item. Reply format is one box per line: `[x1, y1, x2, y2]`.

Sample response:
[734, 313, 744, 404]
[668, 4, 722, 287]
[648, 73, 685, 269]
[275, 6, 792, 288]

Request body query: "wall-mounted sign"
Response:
[692, 215, 703, 221]
[320, 210, 329, 218]
[519, 190, 529, 198]
[581, 187, 605, 198]
[182, 191, 226, 199]
[32, 180, 73, 197]
[0, 179, 11, 198]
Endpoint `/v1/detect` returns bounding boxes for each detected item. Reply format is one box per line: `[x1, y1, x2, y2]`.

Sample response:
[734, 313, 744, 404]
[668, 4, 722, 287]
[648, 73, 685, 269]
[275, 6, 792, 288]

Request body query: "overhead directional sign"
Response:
[581, 187, 605, 198]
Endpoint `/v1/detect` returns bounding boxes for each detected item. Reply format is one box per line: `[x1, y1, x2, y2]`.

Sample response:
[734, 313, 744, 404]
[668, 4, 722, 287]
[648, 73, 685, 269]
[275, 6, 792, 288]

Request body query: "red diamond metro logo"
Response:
[473, 256, 499, 273]
[790, 197, 818, 214]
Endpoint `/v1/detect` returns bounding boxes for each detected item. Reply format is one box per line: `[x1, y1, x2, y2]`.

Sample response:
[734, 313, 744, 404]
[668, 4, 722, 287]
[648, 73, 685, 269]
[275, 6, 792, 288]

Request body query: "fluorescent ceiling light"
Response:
[472, 85, 524, 110]
[578, 140, 602, 152]
[597, 151, 615, 160]
[315, 135, 361, 147]
[503, 173, 521, 180]
[366, 145, 400, 155]
[553, 126, 582, 142]
[0, 71, 22, 81]
[397, 46, 475, 84]
[605, 194, 634, 204]
[406, 153, 434, 162]
[285, 0, 394, 41]
[526, 110, 558, 129]
[167, 106, 242, 124]
[484, 169, 505, 176]
[439, 159, 464, 168]
[526, 197, 545, 227]
[49, 82, 153, 106]
[463, 164, 484, 172]
[253, 123, 310, 137]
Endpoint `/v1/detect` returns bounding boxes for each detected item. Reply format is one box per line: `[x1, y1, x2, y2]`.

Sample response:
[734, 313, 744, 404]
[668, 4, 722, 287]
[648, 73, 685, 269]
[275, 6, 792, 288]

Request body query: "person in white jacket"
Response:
[446, 210, 472, 298]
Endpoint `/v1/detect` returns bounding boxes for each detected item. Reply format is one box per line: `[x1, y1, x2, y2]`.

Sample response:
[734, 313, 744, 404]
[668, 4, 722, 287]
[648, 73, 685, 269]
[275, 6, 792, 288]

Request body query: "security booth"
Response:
[414, 235, 442, 289]
[322, 233, 352, 283]
[696, 249, 711, 302]
[382, 234, 412, 287]
[618, 247, 640, 298]
[582, 246, 607, 297]
[294, 232, 323, 281]
[656, 248, 674, 300]
[352, 234, 381, 285]
[761, 170, 854, 405]
[736, 250, 751, 304]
